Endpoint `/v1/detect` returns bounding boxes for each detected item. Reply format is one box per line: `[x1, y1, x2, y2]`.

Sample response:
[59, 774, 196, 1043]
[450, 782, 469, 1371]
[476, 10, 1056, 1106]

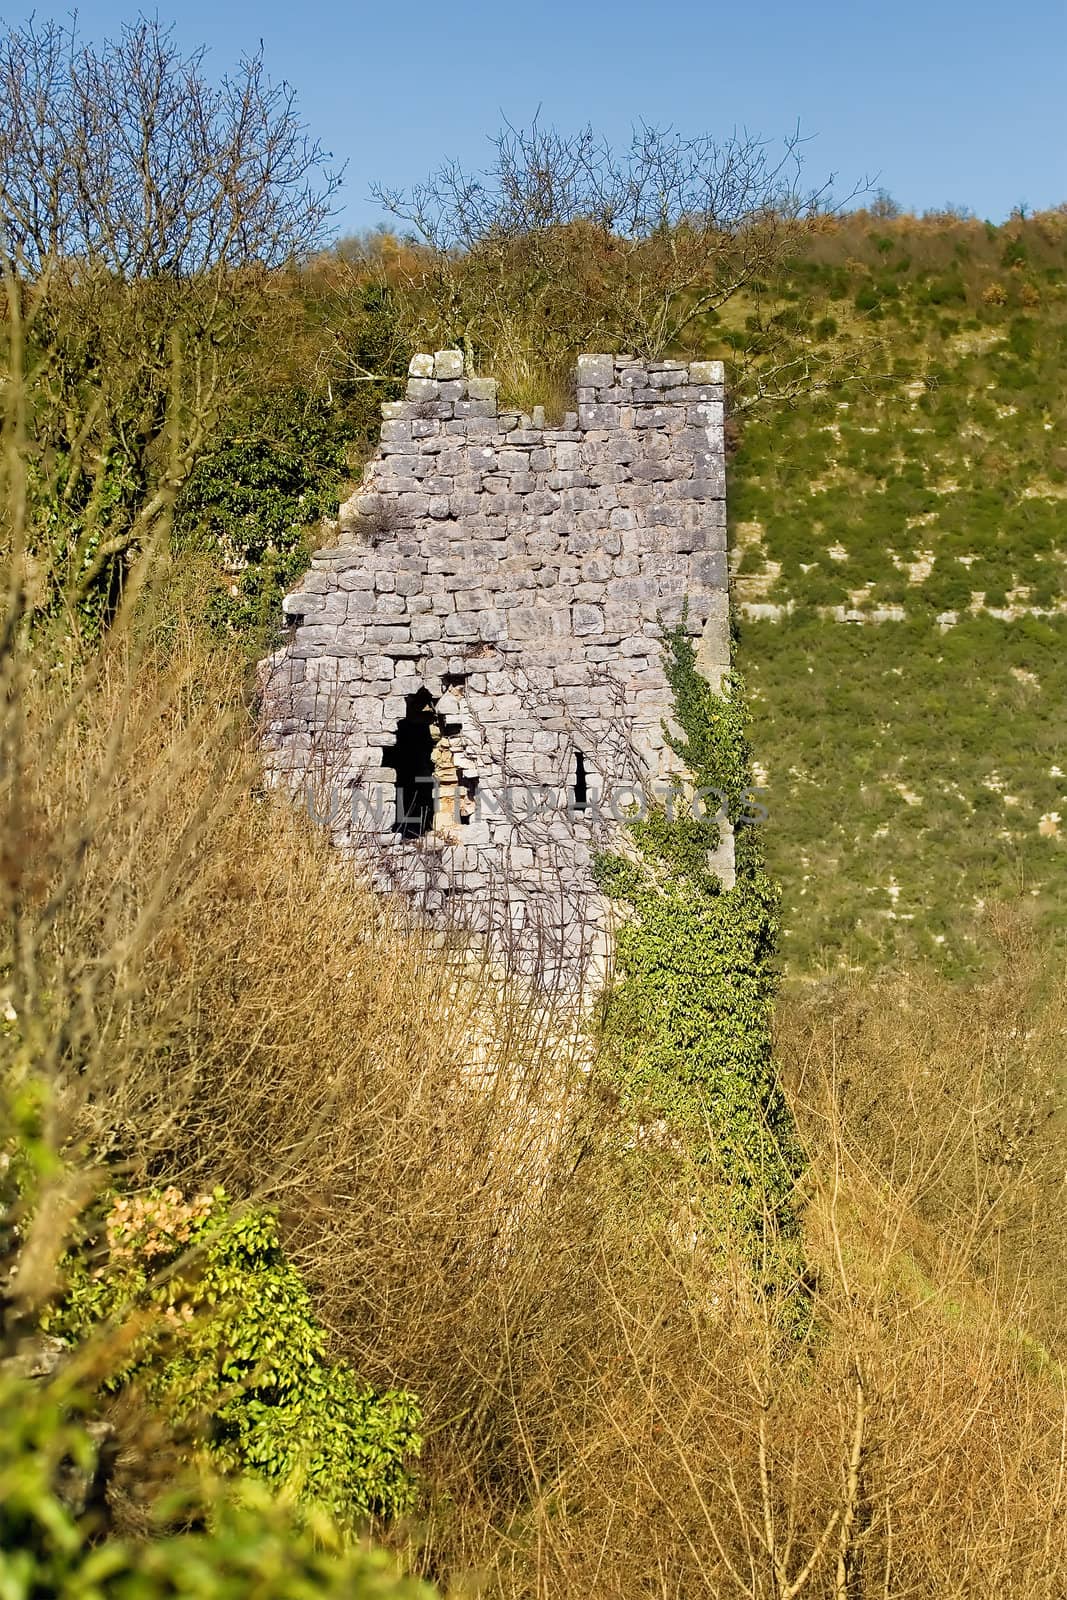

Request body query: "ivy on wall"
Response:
[594, 626, 805, 1283]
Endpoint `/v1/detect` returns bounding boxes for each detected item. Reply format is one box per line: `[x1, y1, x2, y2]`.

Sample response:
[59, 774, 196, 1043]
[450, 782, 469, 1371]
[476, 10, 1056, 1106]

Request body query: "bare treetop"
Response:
[373, 120, 833, 251]
[0, 16, 343, 278]
[372, 120, 854, 365]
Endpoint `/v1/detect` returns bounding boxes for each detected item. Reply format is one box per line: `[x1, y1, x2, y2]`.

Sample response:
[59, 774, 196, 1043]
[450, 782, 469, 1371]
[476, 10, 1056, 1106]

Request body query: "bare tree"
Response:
[372, 120, 860, 380]
[0, 16, 341, 280]
[0, 16, 342, 628]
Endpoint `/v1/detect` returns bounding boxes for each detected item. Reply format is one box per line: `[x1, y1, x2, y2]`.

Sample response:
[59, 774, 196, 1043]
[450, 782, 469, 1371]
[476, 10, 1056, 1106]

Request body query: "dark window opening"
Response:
[383, 689, 437, 838]
[459, 770, 478, 823]
[573, 750, 589, 814]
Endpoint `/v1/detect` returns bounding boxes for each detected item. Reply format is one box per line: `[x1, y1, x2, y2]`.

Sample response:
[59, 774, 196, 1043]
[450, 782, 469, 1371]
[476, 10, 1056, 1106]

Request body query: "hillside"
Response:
[714, 212, 1067, 975]
[8, 164, 1067, 1596]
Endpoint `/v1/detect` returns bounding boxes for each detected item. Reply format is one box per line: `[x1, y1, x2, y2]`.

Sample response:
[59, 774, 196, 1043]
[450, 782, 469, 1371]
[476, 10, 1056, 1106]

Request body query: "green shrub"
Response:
[0, 1367, 432, 1600]
[919, 272, 968, 307]
[47, 1187, 421, 1529]
[174, 390, 362, 645]
[1007, 317, 1037, 360]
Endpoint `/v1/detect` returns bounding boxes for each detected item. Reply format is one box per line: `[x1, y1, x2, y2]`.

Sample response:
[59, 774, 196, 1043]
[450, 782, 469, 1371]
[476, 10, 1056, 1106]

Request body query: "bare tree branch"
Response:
[372, 119, 866, 369]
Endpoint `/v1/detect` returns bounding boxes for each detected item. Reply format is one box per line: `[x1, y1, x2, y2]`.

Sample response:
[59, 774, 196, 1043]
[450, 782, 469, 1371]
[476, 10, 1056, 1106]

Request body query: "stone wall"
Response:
[262, 351, 730, 988]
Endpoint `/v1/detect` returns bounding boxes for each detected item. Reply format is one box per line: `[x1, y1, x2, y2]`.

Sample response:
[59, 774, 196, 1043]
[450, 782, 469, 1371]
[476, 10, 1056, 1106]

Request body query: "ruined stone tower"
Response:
[261, 351, 730, 988]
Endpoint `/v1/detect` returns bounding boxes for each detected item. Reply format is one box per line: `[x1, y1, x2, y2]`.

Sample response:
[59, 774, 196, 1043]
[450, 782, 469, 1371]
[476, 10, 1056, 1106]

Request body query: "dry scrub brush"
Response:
[5, 598, 1067, 1597]
[778, 936, 1067, 1349]
[0, 604, 616, 1521]
[426, 970, 1067, 1599]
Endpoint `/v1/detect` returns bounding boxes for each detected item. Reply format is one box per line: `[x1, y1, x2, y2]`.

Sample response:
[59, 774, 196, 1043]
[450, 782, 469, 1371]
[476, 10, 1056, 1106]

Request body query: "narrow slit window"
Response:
[573, 750, 589, 814]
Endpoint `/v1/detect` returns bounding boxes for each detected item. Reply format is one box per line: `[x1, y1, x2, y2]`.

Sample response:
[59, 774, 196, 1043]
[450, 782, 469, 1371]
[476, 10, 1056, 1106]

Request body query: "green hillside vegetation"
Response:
[711, 210, 1067, 973]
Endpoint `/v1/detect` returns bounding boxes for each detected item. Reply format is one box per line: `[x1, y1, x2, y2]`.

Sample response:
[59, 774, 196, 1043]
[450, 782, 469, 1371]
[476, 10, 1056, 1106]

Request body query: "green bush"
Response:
[919, 272, 968, 307]
[47, 1187, 421, 1529]
[0, 1367, 432, 1600]
[1007, 317, 1037, 360]
[174, 390, 362, 645]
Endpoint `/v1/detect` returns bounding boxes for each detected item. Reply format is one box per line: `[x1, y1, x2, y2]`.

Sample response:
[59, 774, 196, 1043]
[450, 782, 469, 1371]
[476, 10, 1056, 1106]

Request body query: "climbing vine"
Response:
[594, 625, 805, 1281]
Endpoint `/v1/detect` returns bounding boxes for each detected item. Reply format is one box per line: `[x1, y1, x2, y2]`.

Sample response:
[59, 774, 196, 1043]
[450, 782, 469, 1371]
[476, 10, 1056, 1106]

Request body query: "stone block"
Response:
[454, 399, 496, 418]
[467, 376, 498, 402]
[409, 353, 435, 377]
[678, 472, 727, 500]
[630, 459, 689, 483]
[571, 603, 605, 636]
[581, 553, 614, 582]
[576, 354, 614, 390]
[685, 401, 725, 429]
[578, 404, 619, 430]
[588, 463, 629, 487]
[524, 489, 561, 515]
[508, 605, 564, 641]
[406, 377, 440, 401]
[434, 349, 465, 379]
[559, 488, 598, 513]
[692, 551, 728, 589]
[282, 592, 325, 619]
[633, 405, 686, 429]
[443, 612, 481, 640]
[380, 419, 412, 444]
[687, 360, 725, 385]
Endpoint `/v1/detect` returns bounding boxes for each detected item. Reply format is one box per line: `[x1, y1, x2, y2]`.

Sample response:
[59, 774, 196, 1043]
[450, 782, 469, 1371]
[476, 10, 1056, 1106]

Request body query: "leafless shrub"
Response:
[371, 119, 867, 387]
[0, 16, 340, 279]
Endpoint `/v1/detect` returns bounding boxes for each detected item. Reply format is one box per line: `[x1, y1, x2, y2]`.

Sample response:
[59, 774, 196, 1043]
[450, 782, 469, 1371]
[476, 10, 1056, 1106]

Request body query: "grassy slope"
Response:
[713, 211, 1067, 975]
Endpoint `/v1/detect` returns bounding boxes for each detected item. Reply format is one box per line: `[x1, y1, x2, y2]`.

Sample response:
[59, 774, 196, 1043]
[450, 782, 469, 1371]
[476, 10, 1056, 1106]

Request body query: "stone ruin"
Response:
[261, 351, 731, 990]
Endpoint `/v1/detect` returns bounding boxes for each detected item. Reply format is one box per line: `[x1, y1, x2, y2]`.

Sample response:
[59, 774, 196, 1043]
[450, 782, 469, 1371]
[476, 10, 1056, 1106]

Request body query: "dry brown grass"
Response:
[6, 612, 1067, 1598]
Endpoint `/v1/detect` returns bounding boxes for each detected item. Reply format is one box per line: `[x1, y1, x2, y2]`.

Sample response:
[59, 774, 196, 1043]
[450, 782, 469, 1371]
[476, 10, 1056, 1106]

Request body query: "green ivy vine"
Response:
[594, 625, 805, 1286]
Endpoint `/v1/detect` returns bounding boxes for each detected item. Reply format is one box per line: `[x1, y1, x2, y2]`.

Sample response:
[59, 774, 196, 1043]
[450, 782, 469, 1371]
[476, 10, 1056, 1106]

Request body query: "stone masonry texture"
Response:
[261, 351, 731, 989]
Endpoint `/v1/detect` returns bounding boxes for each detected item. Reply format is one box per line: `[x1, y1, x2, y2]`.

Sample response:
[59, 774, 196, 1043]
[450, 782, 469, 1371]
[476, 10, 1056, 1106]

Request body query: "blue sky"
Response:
[27, 0, 1067, 233]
